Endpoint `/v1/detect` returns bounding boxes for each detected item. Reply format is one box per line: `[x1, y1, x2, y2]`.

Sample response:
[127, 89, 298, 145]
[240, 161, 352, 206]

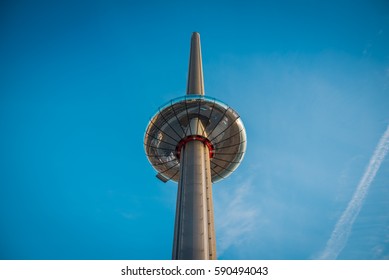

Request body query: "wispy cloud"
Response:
[319, 125, 389, 259]
[214, 177, 259, 257]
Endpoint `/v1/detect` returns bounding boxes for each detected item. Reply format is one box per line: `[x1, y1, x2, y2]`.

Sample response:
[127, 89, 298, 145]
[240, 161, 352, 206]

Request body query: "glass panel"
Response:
[204, 105, 228, 139]
[159, 107, 185, 140]
[208, 108, 240, 143]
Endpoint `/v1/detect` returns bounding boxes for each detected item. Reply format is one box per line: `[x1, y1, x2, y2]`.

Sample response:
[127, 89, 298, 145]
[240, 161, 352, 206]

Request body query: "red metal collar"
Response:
[175, 135, 214, 160]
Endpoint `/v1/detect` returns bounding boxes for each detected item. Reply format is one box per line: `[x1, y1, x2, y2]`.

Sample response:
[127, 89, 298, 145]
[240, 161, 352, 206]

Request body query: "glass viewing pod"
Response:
[144, 95, 247, 183]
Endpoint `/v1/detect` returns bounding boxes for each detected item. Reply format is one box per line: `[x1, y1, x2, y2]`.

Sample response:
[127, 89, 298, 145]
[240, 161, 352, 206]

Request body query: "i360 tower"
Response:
[144, 32, 247, 260]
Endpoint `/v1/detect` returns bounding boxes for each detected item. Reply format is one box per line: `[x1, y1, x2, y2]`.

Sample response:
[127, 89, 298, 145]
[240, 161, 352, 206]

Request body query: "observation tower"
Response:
[144, 32, 246, 260]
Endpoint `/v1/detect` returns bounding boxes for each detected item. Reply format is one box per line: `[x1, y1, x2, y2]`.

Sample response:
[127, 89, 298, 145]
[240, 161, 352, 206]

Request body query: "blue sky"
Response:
[1, 0, 388, 260]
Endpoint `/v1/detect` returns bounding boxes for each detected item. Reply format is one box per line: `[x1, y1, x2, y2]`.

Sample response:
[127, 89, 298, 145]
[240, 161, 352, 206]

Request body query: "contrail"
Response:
[319, 124, 389, 259]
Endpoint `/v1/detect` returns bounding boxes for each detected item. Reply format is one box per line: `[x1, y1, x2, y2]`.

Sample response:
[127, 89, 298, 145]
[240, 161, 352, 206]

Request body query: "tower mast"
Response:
[144, 32, 246, 260]
[187, 32, 204, 95]
[172, 32, 216, 259]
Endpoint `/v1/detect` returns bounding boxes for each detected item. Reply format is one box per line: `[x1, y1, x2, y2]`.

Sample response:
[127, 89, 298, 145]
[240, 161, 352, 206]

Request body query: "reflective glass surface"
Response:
[144, 95, 246, 183]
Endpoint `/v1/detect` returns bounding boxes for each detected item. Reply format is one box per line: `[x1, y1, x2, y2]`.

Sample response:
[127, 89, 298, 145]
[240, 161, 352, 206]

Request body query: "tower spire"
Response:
[186, 32, 204, 95]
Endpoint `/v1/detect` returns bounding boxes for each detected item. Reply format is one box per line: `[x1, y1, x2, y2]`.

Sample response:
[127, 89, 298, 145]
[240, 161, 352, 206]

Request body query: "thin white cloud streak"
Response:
[319, 124, 389, 259]
[215, 177, 259, 257]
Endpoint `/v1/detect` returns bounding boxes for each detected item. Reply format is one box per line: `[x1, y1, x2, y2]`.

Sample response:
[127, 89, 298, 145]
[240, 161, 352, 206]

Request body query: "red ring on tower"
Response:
[175, 135, 214, 160]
